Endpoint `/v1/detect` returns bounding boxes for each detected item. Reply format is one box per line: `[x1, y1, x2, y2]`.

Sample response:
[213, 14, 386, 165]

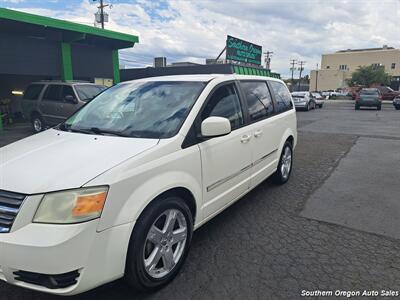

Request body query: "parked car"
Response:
[21, 81, 106, 133]
[0, 74, 297, 295]
[321, 91, 331, 99]
[291, 91, 316, 111]
[375, 86, 400, 100]
[311, 92, 325, 108]
[393, 95, 400, 110]
[355, 88, 382, 110]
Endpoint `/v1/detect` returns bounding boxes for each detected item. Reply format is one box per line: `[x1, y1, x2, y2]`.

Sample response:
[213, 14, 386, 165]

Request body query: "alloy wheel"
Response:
[280, 146, 292, 180]
[33, 119, 42, 132]
[143, 209, 187, 279]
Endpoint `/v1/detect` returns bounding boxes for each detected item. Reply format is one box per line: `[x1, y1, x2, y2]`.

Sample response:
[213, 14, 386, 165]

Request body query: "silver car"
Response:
[291, 91, 316, 111]
[22, 81, 106, 132]
[311, 92, 325, 108]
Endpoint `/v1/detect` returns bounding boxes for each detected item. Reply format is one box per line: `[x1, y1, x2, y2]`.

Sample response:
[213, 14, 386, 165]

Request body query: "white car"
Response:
[0, 74, 297, 295]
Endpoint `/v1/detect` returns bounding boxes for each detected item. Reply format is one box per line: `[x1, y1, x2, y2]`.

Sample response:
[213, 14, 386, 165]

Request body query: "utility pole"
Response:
[290, 59, 297, 92]
[264, 51, 273, 70]
[99, 0, 105, 29]
[93, 0, 109, 29]
[297, 61, 306, 91]
[315, 63, 319, 92]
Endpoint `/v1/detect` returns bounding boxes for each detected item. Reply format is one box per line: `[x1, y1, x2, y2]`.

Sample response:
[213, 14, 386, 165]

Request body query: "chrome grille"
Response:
[0, 190, 25, 233]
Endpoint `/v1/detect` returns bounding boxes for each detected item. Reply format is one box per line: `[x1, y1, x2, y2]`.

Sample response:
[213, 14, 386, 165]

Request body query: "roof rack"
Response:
[38, 80, 90, 83]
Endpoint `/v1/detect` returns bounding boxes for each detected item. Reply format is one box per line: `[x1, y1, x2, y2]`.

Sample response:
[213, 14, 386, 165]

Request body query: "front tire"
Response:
[125, 195, 193, 292]
[31, 113, 45, 133]
[273, 141, 293, 185]
[377, 105, 381, 111]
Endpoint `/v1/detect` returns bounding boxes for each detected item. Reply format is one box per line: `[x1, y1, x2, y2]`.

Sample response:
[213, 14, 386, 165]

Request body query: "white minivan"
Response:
[0, 74, 297, 295]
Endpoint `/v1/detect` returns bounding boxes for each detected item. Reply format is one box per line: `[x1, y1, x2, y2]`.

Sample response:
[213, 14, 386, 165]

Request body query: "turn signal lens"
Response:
[72, 191, 107, 216]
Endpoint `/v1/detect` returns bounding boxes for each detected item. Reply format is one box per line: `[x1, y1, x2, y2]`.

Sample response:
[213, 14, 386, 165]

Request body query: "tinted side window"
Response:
[202, 84, 243, 130]
[24, 84, 44, 100]
[43, 85, 62, 102]
[61, 86, 75, 100]
[241, 81, 274, 121]
[269, 81, 293, 113]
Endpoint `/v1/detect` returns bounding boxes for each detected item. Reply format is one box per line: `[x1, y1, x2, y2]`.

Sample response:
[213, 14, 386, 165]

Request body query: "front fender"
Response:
[90, 145, 202, 232]
[113, 171, 201, 229]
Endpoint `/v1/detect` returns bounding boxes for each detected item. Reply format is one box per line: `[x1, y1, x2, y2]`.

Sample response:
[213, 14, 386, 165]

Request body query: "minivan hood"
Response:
[0, 129, 159, 194]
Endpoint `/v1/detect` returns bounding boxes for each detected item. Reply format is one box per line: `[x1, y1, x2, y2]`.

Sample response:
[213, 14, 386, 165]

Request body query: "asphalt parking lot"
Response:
[1, 101, 400, 299]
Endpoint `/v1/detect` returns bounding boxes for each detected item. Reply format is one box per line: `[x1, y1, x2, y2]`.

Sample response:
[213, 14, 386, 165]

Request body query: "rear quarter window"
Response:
[269, 81, 293, 113]
[23, 84, 44, 100]
[240, 81, 274, 121]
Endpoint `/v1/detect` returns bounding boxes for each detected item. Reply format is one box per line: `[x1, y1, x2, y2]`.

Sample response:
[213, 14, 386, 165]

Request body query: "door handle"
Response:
[254, 130, 263, 138]
[241, 134, 251, 143]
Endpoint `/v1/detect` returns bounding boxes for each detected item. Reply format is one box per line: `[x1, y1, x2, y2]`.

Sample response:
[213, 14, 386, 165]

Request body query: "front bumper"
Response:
[0, 194, 134, 295]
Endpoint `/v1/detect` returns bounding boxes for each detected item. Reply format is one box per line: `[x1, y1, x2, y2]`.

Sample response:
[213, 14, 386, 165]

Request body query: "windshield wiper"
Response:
[88, 127, 130, 137]
[59, 124, 135, 137]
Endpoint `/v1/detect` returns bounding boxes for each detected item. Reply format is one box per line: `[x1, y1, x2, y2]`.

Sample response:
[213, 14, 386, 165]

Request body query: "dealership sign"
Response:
[226, 35, 262, 65]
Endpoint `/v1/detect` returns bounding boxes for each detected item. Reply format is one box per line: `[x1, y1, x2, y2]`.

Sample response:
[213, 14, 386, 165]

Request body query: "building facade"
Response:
[310, 46, 400, 91]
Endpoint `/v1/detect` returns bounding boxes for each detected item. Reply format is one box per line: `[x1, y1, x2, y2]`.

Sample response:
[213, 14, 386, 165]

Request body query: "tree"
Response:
[348, 65, 391, 87]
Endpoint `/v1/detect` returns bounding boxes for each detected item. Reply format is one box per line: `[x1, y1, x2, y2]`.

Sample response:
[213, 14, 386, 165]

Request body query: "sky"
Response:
[0, 0, 399, 78]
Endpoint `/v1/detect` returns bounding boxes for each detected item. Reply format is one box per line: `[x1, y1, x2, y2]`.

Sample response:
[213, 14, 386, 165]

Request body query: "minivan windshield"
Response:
[61, 81, 206, 139]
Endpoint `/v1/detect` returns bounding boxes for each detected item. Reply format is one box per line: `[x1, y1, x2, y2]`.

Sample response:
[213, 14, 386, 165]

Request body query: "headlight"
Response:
[33, 186, 108, 224]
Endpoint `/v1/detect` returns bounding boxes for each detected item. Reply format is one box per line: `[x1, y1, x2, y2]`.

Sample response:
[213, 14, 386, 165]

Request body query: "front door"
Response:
[199, 83, 253, 218]
[59, 85, 80, 120]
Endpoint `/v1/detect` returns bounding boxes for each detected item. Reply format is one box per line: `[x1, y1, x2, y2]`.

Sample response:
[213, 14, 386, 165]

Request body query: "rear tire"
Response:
[125, 195, 193, 292]
[31, 113, 45, 133]
[318, 104, 323, 108]
[305, 103, 310, 111]
[395, 106, 400, 110]
[377, 105, 381, 111]
[355, 104, 360, 110]
[273, 141, 293, 185]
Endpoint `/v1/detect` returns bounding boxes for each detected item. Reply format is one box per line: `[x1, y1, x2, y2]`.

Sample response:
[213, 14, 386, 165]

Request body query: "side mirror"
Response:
[201, 116, 231, 138]
[65, 95, 77, 104]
